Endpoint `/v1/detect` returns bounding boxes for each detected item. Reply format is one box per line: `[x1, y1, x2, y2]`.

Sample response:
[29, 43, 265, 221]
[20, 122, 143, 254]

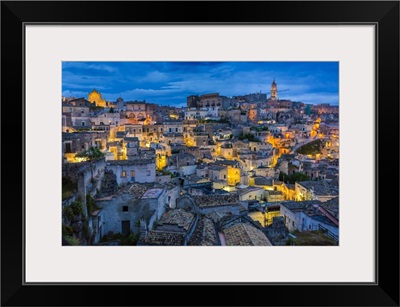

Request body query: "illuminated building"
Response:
[88, 89, 107, 107]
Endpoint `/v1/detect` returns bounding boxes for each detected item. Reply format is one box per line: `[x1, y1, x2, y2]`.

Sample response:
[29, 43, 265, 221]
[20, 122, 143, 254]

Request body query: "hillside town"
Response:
[62, 80, 339, 246]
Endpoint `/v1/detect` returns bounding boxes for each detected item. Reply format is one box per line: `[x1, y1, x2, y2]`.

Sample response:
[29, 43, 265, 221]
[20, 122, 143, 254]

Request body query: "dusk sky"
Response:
[62, 62, 339, 107]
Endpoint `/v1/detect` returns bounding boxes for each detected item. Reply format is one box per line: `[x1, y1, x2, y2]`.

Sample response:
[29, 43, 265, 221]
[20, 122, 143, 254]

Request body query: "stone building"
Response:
[62, 131, 107, 163]
[198, 93, 222, 108]
[105, 159, 156, 185]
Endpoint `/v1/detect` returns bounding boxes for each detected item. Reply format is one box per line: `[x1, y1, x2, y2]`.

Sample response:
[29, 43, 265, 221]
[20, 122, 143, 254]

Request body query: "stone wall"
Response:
[97, 194, 153, 235]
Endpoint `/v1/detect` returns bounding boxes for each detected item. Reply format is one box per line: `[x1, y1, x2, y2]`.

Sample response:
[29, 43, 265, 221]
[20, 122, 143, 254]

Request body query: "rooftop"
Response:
[208, 165, 226, 171]
[157, 209, 194, 232]
[123, 183, 154, 199]
[236, 187, 264, 196]
[193, 194, 239, 208]
[267, 190, 283, 195]
[297, 180, 339, 196]
[188, 217, 218, 246]
[106, 159, 154, 166]
[254, 177, 273, 186]
[281, 200, 322, 211]
[320, 197, 339, 219]
[124, 137, 139, 142]
[214, 159, 239, 166]
[185, 174, 210, 184]
[139, 231, 185, 246]
[224, 223, 272, 246]
[141, 188, 164, 199]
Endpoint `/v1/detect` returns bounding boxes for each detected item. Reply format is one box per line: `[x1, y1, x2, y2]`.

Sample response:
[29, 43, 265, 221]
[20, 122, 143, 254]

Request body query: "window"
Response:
[146, 170, 151, 176]
[131, 170, 135, 177]
[175, 128, 178, 132]
[122, 206, 128, 212]
[122, 171, 127, 177]
[292, 221, 295, 227]
[224, 175, 226, 179]
[82, 122, 85, 126]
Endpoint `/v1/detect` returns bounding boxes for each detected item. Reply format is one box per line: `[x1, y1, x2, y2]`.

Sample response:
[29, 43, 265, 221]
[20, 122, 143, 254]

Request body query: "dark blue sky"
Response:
[62, 62, 339, 107]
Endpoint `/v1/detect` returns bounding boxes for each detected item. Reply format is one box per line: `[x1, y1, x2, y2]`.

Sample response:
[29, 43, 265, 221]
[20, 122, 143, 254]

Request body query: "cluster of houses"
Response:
[62, 81, 339, 246]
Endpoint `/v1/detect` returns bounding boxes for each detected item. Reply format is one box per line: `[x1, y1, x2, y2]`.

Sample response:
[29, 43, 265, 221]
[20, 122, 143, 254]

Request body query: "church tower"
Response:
[88, 89, 107, 107]
[270, 79, 278, 100]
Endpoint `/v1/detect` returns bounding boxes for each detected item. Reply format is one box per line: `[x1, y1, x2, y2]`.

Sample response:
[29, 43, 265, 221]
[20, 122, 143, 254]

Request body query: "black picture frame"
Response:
[1, 1, 399, 306]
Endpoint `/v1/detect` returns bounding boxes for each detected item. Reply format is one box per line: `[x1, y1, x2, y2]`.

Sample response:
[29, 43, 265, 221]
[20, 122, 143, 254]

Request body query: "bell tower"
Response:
[270, 78, 278, 100]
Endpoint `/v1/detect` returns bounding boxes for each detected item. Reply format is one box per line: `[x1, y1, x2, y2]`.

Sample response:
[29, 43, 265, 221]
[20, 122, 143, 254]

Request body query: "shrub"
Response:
[86, 194, 99, 215]
[296, 139, 323, 155]
[238, 133, 260, 142]
[63, 235, 80, 246]
[82, 222, 89, 238]
[120, 234, 138, 246]
[62, 176, 77, 200]
[63, 201, 84, 220]
[62, 224, 74, 236]
[75, 147, 105, 161]
[100, 232, 122, 243]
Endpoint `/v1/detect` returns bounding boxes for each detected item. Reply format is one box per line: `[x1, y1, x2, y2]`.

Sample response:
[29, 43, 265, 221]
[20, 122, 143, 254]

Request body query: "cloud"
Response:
[63, 62, 119, 73]
[62, 90, 88, 98]
[62, 83, 109, 90]
[290, 93, 339, 105]
[140, 71, 170, 82]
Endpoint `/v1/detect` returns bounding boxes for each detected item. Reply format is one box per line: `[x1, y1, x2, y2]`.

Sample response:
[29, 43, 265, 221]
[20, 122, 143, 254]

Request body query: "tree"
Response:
[279, 171, 289, 183]
[75, 147, 105, 161]
[238, 133, 260, 142]
[288, 172, 310, 184]
[279, 171, 310, 184]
